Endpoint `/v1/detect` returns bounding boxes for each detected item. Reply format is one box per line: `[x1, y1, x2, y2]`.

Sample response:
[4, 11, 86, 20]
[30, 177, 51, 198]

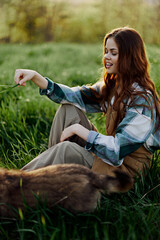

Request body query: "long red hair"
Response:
[100, 27, 160, 132]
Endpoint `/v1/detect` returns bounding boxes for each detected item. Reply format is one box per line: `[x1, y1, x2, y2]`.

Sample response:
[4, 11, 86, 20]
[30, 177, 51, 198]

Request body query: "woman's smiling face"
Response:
[104, 37, 119, 74]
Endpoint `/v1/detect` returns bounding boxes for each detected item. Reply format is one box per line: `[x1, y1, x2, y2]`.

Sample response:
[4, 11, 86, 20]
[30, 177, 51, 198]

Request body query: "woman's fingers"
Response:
[18, 75, 29, 85]
[14, 69, 22, 84]
[60, 126, 75, 142]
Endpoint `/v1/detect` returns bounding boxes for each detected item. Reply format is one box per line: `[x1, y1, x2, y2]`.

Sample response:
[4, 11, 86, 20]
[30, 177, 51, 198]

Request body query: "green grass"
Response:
[0, 43, 160, 240]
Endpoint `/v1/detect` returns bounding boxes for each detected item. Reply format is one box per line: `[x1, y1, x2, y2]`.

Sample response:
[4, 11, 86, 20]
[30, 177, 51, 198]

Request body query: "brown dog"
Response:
[0, 164, 133, 217]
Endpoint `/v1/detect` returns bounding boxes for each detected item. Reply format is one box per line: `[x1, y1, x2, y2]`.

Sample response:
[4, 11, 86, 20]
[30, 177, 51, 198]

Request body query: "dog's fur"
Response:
[0, 164, 133, 217]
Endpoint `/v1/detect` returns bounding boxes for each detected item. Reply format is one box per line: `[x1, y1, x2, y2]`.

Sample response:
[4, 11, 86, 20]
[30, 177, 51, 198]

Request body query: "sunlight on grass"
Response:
[0, 43, 159, 240]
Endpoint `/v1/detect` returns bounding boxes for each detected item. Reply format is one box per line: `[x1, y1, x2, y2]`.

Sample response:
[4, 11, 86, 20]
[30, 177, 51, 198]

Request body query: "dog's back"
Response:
[0, 164, 133, 217]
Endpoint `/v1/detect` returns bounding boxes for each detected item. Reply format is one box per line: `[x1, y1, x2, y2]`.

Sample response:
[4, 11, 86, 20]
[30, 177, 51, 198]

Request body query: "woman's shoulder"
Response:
[127, 82, 154, 104]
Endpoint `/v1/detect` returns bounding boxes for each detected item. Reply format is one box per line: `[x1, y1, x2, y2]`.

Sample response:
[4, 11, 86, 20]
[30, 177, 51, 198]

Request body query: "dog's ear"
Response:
[92, 170, 133, 193]
[107, 170, 133, 193]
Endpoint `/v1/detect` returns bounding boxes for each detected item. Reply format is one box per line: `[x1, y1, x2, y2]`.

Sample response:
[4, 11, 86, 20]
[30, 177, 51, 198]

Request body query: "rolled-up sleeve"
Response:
[40, 78, 54, 96]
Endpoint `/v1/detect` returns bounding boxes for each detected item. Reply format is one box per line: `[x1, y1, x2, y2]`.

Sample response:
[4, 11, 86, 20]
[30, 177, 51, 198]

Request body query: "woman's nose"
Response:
[104, 53, 111, 59]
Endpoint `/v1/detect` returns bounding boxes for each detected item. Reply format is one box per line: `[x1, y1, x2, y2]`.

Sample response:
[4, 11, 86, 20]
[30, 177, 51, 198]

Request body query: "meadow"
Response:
[0, 42, 160, 239]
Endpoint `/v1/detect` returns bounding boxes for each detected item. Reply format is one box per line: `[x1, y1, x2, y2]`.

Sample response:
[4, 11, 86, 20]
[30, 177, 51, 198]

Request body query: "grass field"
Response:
[0, 43, 160, 240]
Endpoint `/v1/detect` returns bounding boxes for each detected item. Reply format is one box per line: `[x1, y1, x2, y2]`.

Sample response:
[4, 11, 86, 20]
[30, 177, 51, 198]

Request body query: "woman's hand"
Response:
[15, 69, 36, 86]
[14, 69, 48, 89]
[60, 124, 90, 142]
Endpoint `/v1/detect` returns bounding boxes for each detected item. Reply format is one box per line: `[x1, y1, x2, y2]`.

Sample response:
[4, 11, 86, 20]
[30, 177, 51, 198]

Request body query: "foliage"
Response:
[0, 43, 159, 239]
[0, 0, 160, 44]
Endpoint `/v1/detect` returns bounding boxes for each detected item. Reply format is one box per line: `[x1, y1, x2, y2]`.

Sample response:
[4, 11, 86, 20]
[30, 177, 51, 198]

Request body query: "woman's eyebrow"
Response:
[105, 47, 118, 51]
[110, 48, 118, 51]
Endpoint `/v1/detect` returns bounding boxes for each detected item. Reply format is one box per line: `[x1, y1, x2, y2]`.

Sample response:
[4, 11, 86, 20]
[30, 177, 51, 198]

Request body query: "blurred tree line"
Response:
[0, 0, 160, 44]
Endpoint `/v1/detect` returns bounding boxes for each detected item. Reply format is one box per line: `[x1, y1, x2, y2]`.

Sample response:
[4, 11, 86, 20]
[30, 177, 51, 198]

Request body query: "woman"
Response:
[14, 27, 160, 181]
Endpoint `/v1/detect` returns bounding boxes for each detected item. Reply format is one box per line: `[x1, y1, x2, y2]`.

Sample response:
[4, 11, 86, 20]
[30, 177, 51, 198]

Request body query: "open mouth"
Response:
[105, 62, 113, 68]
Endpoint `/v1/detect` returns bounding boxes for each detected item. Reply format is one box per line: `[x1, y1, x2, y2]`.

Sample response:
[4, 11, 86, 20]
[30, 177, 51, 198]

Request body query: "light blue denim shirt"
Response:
[40, 78, 160, 166]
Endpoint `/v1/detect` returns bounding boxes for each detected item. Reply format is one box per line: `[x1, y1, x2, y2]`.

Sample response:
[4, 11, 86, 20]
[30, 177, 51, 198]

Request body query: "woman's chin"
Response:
[106, 69, 113, 74]
[106, 68, 117, 74]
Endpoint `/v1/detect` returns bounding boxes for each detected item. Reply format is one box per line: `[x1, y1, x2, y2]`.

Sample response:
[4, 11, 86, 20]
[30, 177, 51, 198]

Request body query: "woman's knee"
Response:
[59, 104, 78, 113]
[55, 104, 80, 121]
